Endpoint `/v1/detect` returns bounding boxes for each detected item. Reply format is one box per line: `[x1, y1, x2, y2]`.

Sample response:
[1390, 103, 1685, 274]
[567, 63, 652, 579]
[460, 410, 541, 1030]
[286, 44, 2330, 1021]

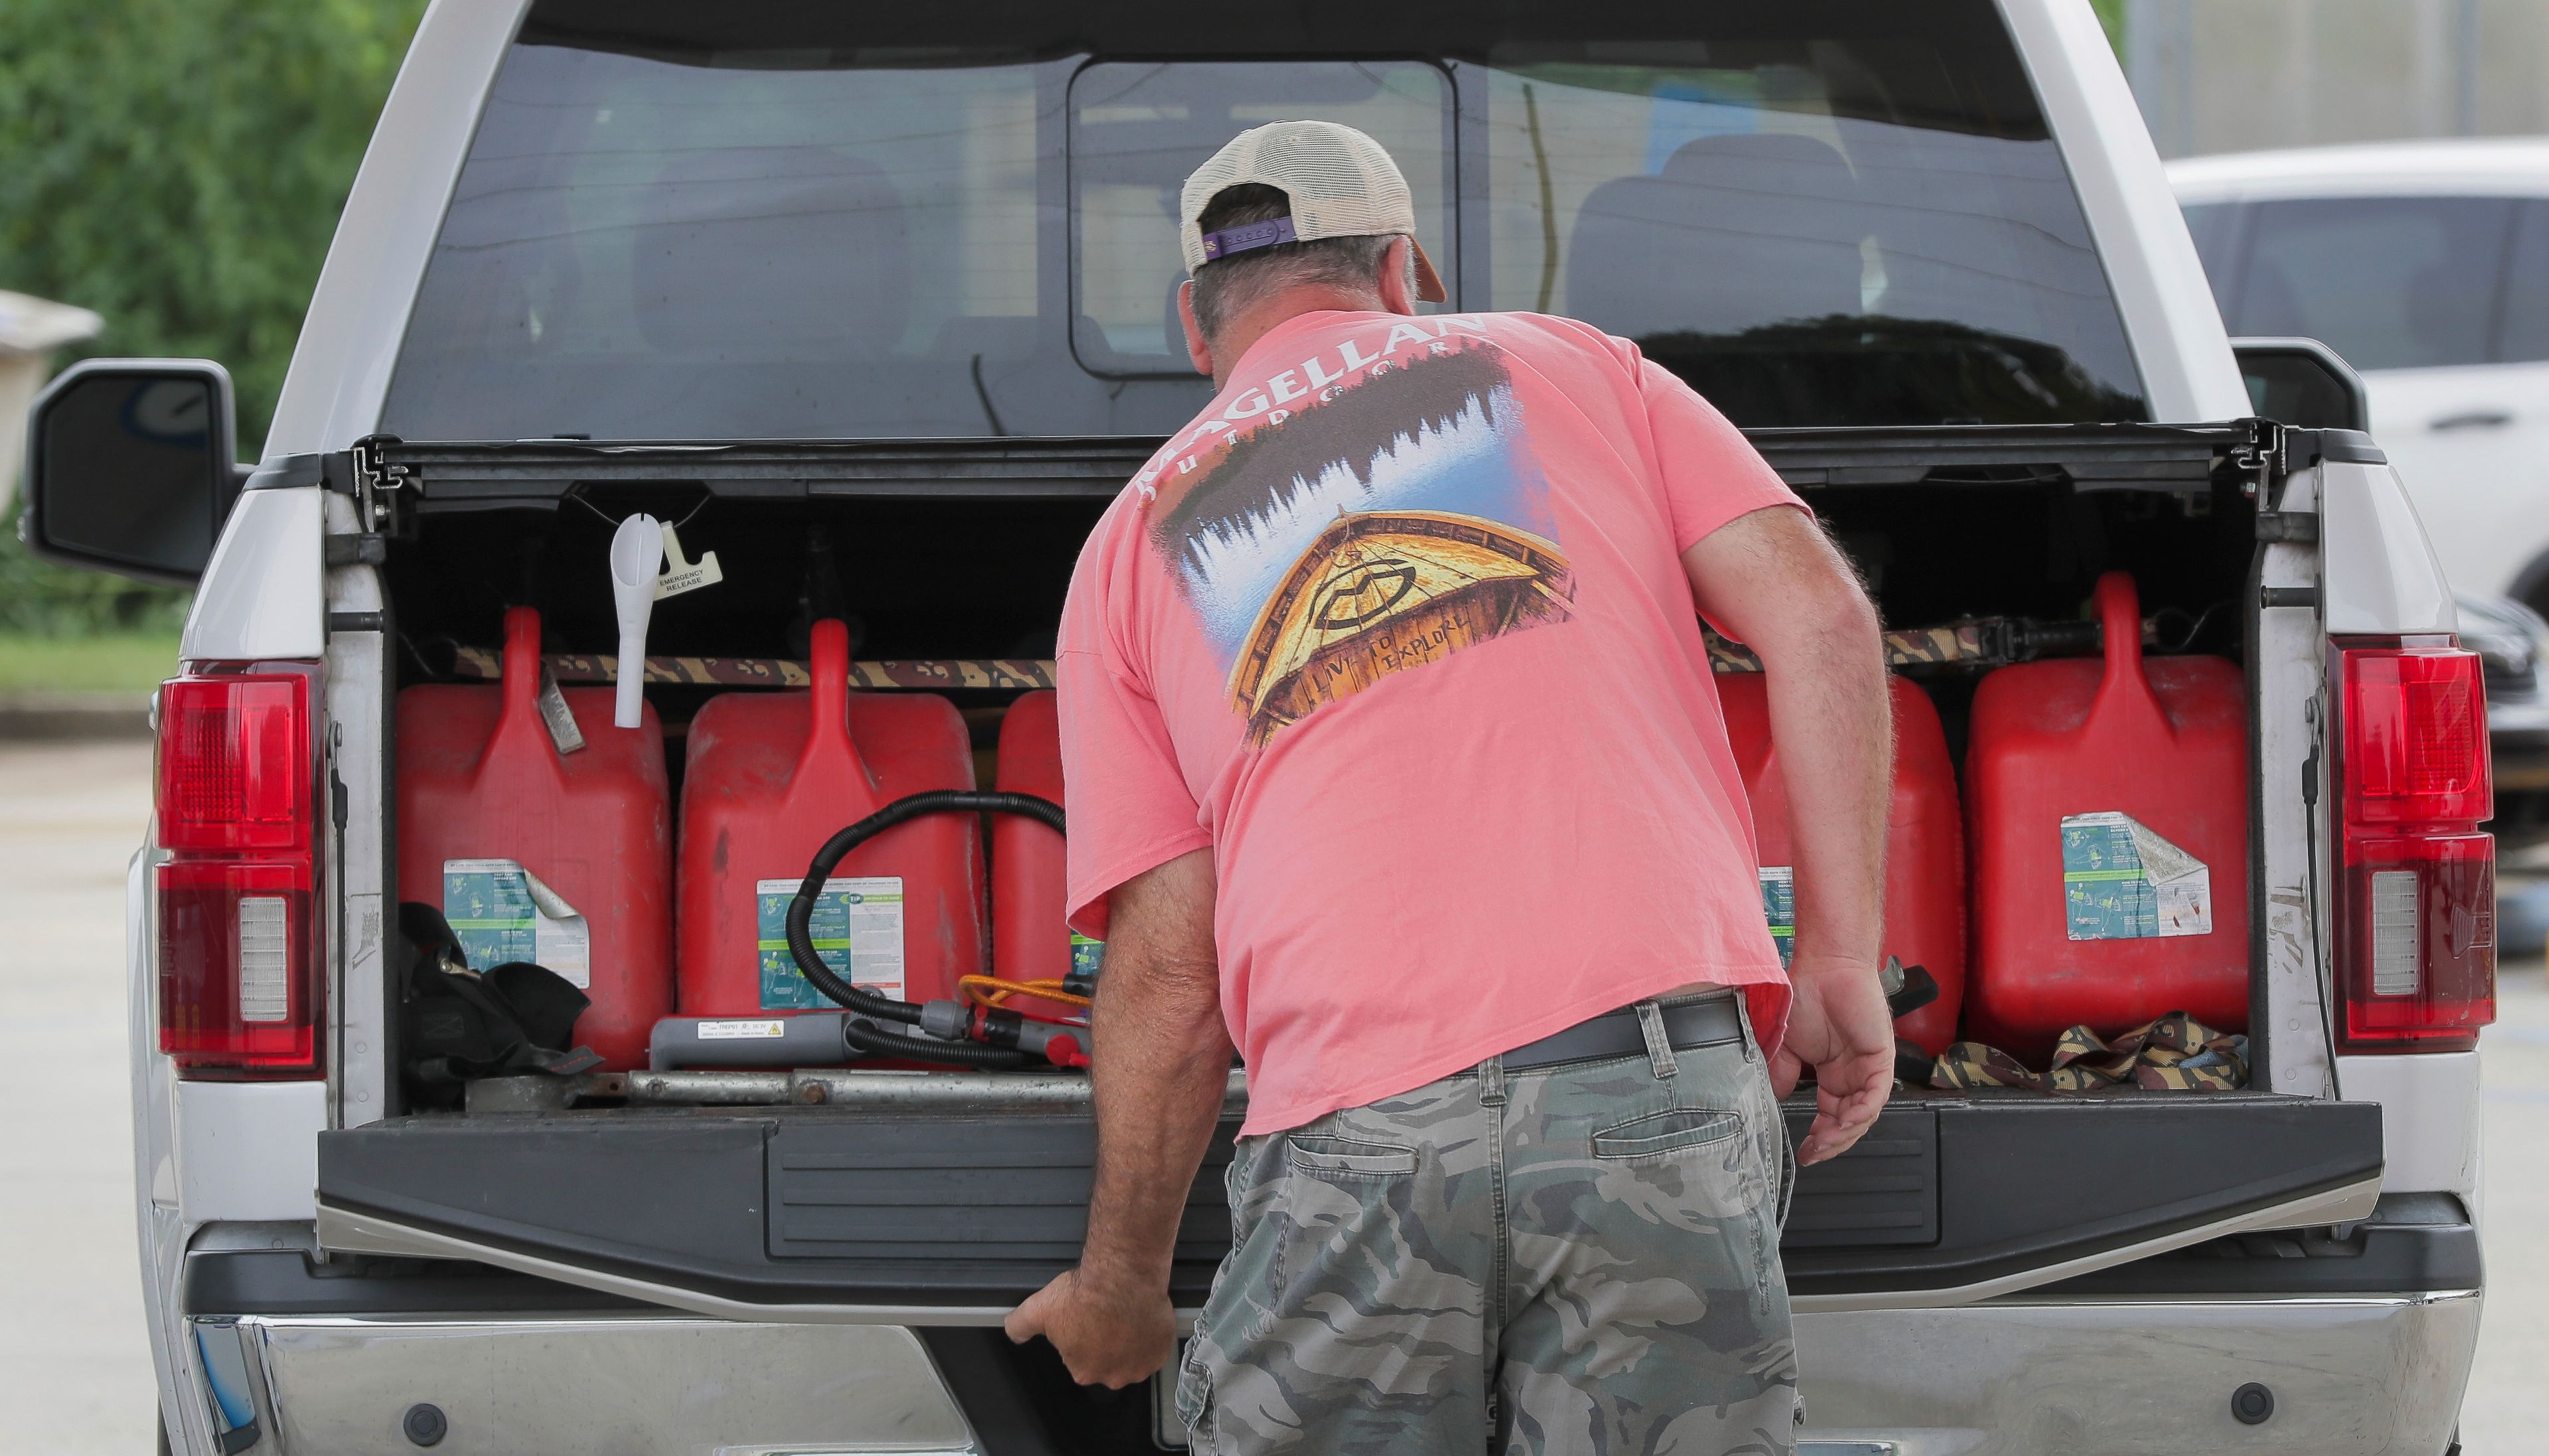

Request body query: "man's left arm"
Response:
[1681, 504, 1894, 1163]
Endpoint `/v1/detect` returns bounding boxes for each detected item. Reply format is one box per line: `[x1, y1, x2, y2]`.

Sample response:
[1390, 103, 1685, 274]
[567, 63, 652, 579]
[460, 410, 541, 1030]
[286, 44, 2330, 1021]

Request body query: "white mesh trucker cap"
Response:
[1178, 119, 1448, 303]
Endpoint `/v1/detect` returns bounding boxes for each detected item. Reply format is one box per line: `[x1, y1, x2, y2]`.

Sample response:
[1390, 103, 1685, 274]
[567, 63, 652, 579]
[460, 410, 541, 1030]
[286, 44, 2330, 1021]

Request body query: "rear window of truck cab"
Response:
[379, 0, 2149, 439]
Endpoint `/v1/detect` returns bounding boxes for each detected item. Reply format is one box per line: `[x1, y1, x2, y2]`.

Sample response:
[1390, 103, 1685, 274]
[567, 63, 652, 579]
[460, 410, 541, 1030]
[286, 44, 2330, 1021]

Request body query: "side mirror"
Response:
[21, 358, 242, 586]
[2230, 336, 2370, 434]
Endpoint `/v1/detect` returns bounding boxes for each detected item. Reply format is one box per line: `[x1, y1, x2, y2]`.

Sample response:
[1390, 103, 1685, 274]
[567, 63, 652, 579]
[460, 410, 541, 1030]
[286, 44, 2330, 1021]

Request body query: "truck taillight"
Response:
[2335, 644, 2495, 1052]
[155, 668, 323, 1077]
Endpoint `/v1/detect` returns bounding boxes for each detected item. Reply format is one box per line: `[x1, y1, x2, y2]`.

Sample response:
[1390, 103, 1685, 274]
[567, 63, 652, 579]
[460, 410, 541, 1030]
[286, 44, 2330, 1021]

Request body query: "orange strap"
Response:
[957, 974, 1091, 1017]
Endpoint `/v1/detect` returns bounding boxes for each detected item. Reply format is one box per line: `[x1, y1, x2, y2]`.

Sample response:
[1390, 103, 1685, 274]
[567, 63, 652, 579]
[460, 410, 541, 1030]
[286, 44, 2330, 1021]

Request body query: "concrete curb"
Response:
[0, 690, 152, 741]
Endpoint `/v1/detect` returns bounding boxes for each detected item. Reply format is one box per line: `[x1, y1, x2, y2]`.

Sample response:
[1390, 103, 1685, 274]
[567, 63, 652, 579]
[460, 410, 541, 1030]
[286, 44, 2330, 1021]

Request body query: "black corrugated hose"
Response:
[785, 790, 1069, 1070]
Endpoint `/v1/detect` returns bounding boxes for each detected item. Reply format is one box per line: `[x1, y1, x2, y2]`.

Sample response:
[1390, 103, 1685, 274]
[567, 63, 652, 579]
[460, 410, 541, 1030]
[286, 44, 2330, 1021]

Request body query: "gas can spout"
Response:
[609, 514, 665, 729]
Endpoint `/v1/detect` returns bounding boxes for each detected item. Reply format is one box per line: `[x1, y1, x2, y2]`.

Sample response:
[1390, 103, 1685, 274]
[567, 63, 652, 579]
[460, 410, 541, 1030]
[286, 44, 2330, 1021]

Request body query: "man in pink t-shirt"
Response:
[1008, 121, 1893, 1455]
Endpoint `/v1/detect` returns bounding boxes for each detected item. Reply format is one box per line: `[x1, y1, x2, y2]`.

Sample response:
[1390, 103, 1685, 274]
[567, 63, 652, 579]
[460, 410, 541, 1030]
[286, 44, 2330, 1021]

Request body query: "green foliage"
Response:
[0, 0, 425, 638]
[2091, 0, 2127, 55]
[0, 0, 427, 444]
[0, 626, 179, 691]
[0, 527, 189, 634]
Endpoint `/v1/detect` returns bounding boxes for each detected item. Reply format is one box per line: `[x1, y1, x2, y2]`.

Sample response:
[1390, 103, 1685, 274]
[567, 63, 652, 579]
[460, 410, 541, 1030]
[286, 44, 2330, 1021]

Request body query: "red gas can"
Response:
[992, 691, 1094, 986]
[396, 607, 672, 1070]
[676, 619, 984, 1016]
[1719, 672, 1966, 1055]
[1966, 571, 2249, 1051]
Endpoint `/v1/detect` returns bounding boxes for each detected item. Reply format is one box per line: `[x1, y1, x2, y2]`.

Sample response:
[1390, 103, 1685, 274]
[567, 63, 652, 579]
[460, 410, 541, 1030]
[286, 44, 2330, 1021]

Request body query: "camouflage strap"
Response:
[1930, 1011, 2250, 1093]
[1707, 622, 1993, 674]
[447, 647, 1055, 692]
[469, 619, 2039, 684]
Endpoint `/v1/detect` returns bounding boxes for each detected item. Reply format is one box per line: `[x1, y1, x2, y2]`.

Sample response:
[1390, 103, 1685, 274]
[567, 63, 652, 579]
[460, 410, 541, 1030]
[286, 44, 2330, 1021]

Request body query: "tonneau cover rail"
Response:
[250, 420, 2372, 511]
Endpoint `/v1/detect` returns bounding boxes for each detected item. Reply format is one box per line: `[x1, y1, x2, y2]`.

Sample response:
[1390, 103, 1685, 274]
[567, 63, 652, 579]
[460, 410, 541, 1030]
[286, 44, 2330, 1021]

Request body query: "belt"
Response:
[1500, 994, 1745, 1074]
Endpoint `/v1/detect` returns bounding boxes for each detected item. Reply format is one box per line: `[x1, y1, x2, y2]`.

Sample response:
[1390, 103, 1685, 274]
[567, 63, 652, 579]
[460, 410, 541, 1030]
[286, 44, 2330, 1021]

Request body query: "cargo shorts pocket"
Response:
[1588, 1099, 1768, 1230]
[1590, 1106, 1744, 1161]
[1284, 1132, 1418, 1179]
[1175, 1342, 1215, 1451]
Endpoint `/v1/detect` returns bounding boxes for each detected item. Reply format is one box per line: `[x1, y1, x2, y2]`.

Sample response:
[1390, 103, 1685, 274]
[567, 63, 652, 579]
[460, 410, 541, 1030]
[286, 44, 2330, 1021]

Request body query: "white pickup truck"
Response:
[20, 2, 2489, 1453]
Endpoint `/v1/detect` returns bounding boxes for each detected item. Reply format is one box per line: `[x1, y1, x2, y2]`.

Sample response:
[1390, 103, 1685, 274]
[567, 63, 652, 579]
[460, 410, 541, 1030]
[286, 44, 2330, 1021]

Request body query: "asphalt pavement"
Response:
[0, 740, 157, 1453]
[2461, 935, 2549, 1451]
[1, 735, 2542, 1453]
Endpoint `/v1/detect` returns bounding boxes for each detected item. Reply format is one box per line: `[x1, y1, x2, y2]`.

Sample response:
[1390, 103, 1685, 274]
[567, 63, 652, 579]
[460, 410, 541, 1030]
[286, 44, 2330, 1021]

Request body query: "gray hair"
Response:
[1188, 184, 1405, 342]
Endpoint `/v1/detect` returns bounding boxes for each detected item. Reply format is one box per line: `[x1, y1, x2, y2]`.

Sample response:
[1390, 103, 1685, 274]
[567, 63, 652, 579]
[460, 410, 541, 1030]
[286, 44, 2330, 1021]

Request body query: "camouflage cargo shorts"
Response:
[1177, 993, 1799, 1456]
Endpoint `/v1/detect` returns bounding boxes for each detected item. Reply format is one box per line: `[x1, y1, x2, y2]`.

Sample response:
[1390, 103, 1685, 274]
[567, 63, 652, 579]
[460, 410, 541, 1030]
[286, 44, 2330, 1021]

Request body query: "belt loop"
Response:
[1733, 989, 1761, 1064]
[1480, 1053, 1507, 1108]
[1634, 1002, 1676, 1080]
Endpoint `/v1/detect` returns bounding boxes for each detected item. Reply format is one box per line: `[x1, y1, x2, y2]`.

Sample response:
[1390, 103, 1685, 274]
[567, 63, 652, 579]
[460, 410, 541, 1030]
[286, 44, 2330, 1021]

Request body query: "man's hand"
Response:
[1005, 1265, 1180, 1388]
[1773, 952, 1896, 1163]
[1003, 849, 1225, 1388]
[1683, 506, 1891, 1165]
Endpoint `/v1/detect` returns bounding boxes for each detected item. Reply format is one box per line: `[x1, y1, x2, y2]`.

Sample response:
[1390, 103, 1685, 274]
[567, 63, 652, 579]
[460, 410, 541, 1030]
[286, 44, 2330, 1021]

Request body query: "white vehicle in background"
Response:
[2171, 140, 2549, 609]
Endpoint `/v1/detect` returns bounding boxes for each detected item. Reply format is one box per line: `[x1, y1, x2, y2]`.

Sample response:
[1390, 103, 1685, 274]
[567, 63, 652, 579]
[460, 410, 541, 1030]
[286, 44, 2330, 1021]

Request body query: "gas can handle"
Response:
[2090, 570, 2169, 736]
[2094, 571, 2142, 681]
[800, 619, 874, 789]
[809, 619, 850, 733]
[500, 605, 543, 730]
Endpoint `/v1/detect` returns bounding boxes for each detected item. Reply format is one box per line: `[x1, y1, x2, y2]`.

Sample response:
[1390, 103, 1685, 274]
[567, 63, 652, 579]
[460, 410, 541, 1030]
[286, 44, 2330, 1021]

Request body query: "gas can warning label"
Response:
[2060, 812, 2212, 940]
[1071, 933, 1107, 981]
[1758, 866, 1796, 968]
[755, 877, 905, 1010]
[443, 859, 591, 987]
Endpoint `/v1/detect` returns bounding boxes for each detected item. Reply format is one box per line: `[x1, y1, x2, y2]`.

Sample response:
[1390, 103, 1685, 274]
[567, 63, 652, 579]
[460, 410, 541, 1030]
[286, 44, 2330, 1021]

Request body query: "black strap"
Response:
[398, 902, 602, 1103]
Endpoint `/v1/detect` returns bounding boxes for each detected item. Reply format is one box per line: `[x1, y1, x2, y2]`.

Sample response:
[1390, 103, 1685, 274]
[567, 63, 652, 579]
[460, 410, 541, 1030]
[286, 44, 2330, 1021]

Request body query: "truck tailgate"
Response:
[313, 1090, 2383, 1317]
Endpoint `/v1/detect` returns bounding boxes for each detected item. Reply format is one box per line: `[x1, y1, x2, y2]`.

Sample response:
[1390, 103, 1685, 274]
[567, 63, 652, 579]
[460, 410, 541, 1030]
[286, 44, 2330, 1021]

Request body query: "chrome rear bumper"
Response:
[185, 1316, 979, 1455]
[1795, 1290, 2480, 1456]
[174, 1289, 2479, 1456]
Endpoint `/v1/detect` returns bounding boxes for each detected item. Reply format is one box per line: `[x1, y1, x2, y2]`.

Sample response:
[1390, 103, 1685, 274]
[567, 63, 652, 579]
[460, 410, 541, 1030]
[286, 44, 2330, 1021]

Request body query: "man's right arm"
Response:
[1004, 847, 1229, 1386]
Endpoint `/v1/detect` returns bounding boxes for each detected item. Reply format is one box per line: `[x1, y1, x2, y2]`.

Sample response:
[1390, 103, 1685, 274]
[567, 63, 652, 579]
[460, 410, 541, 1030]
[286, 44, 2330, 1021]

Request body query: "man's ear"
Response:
[1377, 237, 1419, 317]
[1178, 279, 1215, 378]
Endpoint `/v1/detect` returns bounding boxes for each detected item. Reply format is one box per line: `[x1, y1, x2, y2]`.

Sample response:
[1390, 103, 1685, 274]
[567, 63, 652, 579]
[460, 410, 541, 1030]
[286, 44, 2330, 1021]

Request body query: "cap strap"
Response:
[1199, 216, 1298, 262]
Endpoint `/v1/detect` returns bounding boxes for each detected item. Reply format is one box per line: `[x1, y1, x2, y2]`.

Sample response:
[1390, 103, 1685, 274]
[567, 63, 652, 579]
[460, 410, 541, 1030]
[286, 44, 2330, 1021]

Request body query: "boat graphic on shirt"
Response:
[1144, 337, 1575, 744]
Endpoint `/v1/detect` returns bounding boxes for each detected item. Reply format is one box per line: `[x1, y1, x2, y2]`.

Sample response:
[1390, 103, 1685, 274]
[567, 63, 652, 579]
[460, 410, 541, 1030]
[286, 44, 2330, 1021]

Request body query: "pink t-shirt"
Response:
[1057, 309, 1804, 1135]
